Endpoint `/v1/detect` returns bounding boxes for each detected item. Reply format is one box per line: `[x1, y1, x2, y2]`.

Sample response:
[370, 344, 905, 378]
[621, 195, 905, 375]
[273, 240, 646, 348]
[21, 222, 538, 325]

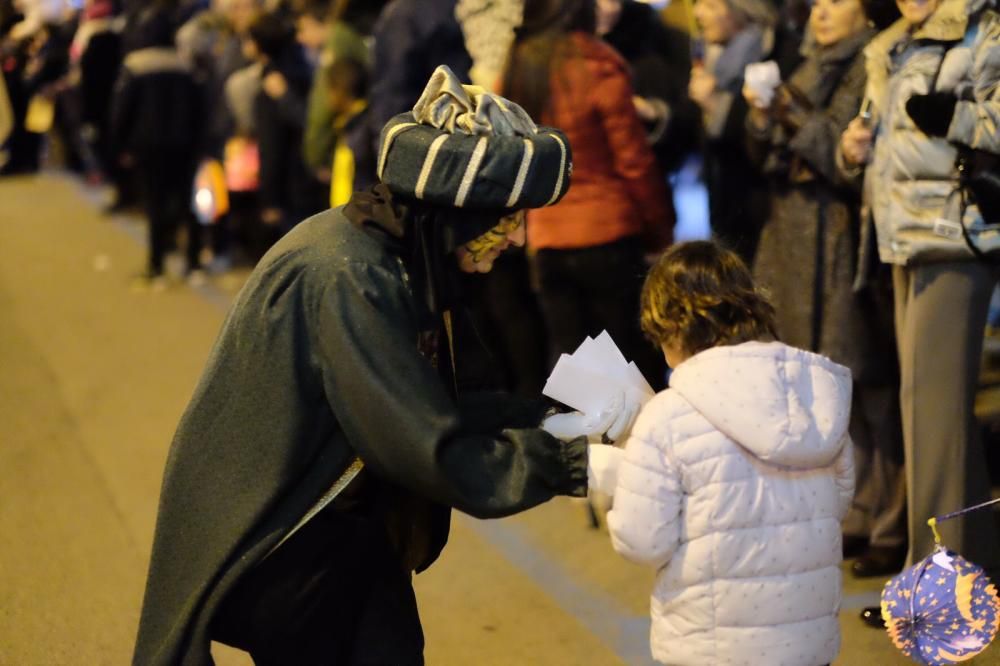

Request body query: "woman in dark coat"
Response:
[245, 11, 325, 256]
[689, 0, 776, 263]
[745, 0, 906, 575]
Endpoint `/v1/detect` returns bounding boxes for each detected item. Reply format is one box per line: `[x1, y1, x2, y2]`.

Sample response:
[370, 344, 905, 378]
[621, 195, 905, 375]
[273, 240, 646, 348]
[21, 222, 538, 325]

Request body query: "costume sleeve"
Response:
[833, 434, 855, 520]
[314, 261, 587, 519]
[606, 409, 682, 568]
[592, 60, 673, 251]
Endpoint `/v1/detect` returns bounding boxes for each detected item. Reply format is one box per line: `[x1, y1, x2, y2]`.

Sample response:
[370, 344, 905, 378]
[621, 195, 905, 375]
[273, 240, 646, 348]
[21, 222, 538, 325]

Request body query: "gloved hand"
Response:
[587, 444, 624, 495]
[905, 92, 957, 137]
[541, 392, 641, 443]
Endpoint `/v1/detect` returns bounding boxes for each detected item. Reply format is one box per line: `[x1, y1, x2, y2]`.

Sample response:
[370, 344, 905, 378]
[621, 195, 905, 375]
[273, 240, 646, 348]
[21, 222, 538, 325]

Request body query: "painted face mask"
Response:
[462, 211, 525, 263]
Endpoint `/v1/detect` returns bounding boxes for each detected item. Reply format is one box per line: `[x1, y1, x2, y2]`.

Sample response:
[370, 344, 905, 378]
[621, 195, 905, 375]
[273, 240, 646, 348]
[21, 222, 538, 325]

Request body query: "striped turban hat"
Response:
[377, 65, 572, 211]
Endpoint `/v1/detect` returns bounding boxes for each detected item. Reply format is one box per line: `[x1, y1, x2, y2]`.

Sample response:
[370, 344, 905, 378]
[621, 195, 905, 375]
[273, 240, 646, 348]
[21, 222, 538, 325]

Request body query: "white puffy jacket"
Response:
[606, 342, 854, 666]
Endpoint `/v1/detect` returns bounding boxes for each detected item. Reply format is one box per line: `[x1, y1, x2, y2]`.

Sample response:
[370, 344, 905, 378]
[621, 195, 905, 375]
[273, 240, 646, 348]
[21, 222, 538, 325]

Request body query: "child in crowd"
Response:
[602, 241, 854, 666]
[324, 56, 373, 207]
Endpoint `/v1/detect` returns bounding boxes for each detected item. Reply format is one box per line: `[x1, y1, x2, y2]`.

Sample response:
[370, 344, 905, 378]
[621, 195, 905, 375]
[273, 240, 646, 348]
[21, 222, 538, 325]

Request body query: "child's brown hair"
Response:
[640, 241, 777, 356]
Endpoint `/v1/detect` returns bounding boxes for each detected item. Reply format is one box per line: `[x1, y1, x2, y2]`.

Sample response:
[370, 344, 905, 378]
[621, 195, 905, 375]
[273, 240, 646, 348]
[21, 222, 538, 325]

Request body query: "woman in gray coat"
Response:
[746, 1, 908, 577]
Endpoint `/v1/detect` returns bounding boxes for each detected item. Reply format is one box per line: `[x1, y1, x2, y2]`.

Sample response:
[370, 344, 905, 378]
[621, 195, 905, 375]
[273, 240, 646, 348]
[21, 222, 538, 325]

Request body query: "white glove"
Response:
[541, 392, 641, 443]
[587, 444, 624, 495]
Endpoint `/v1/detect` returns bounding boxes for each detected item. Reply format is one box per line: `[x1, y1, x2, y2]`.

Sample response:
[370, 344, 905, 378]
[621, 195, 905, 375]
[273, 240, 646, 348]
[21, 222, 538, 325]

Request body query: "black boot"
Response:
[859, 606, 884, 629]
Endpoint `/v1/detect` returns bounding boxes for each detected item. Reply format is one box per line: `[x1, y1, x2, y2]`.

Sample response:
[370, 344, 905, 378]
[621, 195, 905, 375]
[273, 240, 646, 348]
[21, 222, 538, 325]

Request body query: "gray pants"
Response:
[893, 261, 1000, 570]
[843, 381, 907, 549]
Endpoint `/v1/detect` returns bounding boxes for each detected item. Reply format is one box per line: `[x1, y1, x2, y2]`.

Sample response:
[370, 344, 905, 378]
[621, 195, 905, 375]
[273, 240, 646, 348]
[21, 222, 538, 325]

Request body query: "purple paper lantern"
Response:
[881, 546, 1000, 664]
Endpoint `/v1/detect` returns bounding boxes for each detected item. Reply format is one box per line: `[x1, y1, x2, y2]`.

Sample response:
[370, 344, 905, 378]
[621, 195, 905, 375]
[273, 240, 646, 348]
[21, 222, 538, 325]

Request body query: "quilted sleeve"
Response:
[833, 434, 855, 520]
[606, 412, 682, 568]
[948, 14, 1000, 153]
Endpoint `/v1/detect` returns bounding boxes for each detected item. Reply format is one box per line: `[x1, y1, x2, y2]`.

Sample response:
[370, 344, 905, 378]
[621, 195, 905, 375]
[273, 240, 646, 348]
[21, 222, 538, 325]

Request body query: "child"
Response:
[324, 56, 374, 207]
[604, 241, 853, 666]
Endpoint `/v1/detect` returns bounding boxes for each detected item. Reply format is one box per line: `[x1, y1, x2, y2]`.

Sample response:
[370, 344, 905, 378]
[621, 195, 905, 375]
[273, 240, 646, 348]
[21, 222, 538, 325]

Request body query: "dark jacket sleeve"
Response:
[314, 260, 587, 519]
[749, 55, 867, 188]
[108, 67, 137, 157]
[786, 58, 867, 186]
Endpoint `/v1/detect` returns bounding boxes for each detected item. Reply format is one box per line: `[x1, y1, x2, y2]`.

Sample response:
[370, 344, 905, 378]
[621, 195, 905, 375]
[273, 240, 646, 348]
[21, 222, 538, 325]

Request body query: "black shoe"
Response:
[843, 535, 868, 559]
[851, 545, 907, 578]
[860, 606, 884, 629]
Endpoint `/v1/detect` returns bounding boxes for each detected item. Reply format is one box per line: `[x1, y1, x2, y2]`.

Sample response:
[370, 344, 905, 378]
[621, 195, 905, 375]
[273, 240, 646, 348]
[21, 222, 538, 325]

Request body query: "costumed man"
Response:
[132, 65, 638, 665]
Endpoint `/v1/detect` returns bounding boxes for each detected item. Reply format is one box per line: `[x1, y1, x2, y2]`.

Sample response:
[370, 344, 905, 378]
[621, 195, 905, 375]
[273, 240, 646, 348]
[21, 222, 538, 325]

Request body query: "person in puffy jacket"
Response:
[598, 241, 853, 666]
[838, 0, 1000, 583]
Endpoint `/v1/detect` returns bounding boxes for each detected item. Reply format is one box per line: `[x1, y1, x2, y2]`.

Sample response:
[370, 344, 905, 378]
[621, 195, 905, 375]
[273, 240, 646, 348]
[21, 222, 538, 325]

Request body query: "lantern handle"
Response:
[927, 497, 1000, 544]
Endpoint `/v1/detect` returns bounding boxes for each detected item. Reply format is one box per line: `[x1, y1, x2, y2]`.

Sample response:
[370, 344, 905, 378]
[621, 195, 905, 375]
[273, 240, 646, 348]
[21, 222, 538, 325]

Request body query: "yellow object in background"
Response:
[192, 159, 230, 224]
[24, 95, 55, 134]
[223, 136, 260, 192]
[330, 141, 355, 208]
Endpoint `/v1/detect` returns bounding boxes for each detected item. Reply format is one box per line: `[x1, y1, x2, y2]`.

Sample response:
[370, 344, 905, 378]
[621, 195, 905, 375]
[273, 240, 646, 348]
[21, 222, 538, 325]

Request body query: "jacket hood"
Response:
[669, 341, 852, 468]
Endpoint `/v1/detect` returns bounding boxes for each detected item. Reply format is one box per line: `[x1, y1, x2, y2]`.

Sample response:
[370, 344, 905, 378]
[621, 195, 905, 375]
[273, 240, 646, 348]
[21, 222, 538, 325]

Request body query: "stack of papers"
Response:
[542, 331, 655, 415]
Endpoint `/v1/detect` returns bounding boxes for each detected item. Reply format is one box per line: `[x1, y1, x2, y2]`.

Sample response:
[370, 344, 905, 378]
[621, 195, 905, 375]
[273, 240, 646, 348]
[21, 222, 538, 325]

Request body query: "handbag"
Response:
[954, 147, 1000, 260]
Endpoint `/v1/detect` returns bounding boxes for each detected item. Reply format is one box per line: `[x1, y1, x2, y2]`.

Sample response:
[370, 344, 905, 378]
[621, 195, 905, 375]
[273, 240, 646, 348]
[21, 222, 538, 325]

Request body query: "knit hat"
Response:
[377, 65, 572, 211]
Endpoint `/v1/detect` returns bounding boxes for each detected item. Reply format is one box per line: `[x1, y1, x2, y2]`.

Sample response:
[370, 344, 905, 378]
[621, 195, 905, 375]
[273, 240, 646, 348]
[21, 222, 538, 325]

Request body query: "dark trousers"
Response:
[212, 503, 424, 665]
[137, 150, 200, 275]
[533, 237, 666, 391]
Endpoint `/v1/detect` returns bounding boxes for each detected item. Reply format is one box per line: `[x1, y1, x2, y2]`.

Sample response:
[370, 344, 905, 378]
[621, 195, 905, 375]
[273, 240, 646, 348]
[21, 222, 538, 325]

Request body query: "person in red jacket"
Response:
[502, 0, 673, 389]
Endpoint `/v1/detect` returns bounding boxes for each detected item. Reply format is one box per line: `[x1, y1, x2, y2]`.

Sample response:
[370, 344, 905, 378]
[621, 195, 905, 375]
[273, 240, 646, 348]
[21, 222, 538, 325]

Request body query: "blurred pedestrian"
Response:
[838, 0, 1000, 594]
[243, 9, 324, 257]
[296, 0, 378, 181]
[689, 0, 776, 263]
[745, 0, 907, 577]
[368, 0, 471, 148]
[109, 3, 204, 289]
[65, 0, 122, 183]
[503, 0, 673, 390]
[598, 0, 700, 177]
[323, 55, 372, 207]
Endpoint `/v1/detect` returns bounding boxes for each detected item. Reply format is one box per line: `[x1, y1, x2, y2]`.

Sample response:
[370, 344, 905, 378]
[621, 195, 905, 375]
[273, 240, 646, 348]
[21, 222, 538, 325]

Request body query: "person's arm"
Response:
[107, 65, 136, 160]
[785, 57, 868, 187]
[606, 408, 682, 568]
[303, 67, 337, 172]
[593, 60, 673, 251]
[262, 69, 307, 130]
[743, 85, 775, 171]
[315, 260, 587, 519]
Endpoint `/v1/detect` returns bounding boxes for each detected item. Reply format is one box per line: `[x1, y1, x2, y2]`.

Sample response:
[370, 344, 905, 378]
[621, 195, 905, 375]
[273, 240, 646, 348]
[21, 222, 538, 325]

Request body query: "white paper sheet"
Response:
[542, 331, 655, 414]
